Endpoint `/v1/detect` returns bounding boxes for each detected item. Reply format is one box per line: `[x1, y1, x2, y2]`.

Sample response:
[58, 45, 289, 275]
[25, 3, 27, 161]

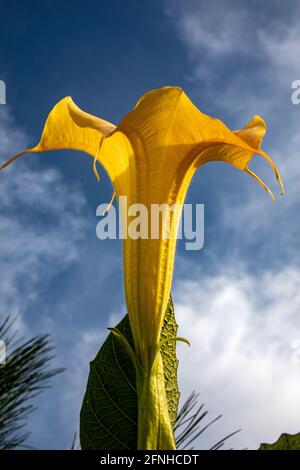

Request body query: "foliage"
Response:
[80, 299, 180, 450]
[259, 432, 300, 450]
[0, 315, 64, 449]
[174, 391, 239, 450]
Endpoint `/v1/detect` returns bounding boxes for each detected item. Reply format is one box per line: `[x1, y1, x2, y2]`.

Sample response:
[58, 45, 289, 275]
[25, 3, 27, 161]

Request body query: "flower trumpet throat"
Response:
[1, 86, 284, 449]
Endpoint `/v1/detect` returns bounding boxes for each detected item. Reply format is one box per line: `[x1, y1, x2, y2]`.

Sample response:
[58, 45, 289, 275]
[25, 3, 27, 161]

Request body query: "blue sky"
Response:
[1, 0, 300, 449]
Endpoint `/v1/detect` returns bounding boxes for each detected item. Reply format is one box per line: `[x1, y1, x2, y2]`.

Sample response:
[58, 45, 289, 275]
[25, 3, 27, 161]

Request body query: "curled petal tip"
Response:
[246, 167, 276, 202]
[101, 191, 116, 215]
[259, 150, 284, 199]
[279, 181, 285, 197]
[93, 158, 100, 181]
[274, 165, 284, 197]
[0, 150, 28, 170]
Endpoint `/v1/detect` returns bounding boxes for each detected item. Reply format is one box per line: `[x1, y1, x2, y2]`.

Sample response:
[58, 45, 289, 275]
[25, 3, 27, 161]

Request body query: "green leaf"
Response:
[259, 432, 300, 450]
[80, 297, 180, 450]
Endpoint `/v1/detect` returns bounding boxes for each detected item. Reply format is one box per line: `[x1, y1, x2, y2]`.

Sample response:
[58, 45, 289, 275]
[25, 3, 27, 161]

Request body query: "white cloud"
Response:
[260, 25, 300, 72]
[166, 0, 300, 114]
[166, 0, 300, 254]
[166, 4, 300, 447]
[0, 106, 28, 154]
[167, 0, 300, 71]
[0, 105, 125, 448]
[0, 106, 89, 320]
[174, 265, 300, 449]
[175, 6, 247, 57]
[56, 263, 300, 450]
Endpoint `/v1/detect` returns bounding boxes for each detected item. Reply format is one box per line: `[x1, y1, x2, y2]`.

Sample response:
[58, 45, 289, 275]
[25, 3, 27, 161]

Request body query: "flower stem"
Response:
[136, 351, 176, 450]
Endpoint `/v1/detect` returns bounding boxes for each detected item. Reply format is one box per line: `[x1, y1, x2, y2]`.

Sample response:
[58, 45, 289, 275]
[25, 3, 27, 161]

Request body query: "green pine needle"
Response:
[174, 391, 240, 450]
[0, 315, 64, 449]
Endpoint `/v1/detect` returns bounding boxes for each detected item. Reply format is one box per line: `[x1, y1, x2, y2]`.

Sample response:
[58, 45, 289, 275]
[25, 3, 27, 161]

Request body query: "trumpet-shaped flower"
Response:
[1, 86, 283, 449]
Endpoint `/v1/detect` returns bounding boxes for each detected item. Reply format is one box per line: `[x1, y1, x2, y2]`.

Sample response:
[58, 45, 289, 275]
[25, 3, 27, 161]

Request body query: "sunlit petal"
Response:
[0, 97, 116, 169]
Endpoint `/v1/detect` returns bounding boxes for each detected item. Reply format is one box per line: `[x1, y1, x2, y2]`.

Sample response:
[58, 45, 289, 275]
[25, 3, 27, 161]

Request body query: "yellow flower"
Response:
[1, 86, 283, 449]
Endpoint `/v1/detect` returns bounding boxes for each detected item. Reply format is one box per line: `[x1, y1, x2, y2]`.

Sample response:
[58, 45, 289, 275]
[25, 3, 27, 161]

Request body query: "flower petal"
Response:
[118, 87, 283, 199]
[0, 97, 116, 169]
[195, 114, 284, 200]
[234, 114, 266, 149]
